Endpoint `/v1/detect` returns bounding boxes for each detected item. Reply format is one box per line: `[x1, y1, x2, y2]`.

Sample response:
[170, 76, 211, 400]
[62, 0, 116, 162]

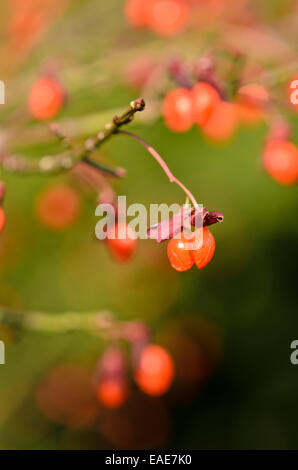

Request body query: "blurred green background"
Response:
[0, 0, 297, 450]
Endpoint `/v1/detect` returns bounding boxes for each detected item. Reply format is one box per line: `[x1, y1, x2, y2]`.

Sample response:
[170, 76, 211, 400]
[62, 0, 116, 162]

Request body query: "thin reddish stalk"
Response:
[119, 131, 199, 208]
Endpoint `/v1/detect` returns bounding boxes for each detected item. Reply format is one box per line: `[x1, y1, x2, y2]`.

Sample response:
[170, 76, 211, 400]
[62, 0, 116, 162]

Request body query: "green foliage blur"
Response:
[0, 0, 297, 450]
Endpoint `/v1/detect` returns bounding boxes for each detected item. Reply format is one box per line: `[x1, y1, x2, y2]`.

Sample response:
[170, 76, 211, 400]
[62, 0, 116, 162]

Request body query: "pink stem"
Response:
[119, 131, 199, 208]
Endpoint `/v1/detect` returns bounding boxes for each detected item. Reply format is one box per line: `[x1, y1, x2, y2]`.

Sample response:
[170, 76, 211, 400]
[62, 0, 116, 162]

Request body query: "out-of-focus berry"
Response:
[202, 100, 238, 141]
[147, 0, 189, 36]
[106, 223, 137, 262]
[262, 140, 298, 185]
[97, 379, 129, 409]
[236, 83, 269, 125]
[35, 185, 80, 230]
[163, 88, 193, 132]
[0, 208, 6, 234]
[124, 0, 149, 28]
[135, 344, 175, 396]
[28, 77, 65, 121]
[192, 82, 220, 126]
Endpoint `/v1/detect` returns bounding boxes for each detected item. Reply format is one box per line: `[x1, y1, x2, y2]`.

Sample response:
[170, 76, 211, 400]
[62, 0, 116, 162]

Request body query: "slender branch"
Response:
[0, 98, 145, 177]
[0, 307, 113, 333]
[78, 97, 145, 159]
[119, 131, 199, 208]
[0, 306, 149, 345]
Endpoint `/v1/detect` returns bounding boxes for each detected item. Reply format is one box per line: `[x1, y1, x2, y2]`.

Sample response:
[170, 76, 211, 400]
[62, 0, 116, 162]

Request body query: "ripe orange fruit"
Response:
[202, 100, 238, 141]
[262, 140, 298, 185]
[106, 223, 137, 262]
[191, 227, 215, 269]
[28, 77, 65, 121]
[163, 88, 193, 132]
[192, 82, 220, 126]
[135, 344, 175, 396]
[167, 233, 195, 272]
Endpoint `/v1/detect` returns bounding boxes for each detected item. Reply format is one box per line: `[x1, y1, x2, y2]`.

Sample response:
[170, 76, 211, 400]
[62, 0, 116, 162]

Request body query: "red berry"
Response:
[124, 0, 149, 28]
[147, 0, 189, 36]
[163, 88, 193, 132]
[135, 344, 175, 396]
[28, 77, 64, 121]
[202, 100, 238, 141]
[0, 207, 6, 233]
[97, 379, 129, 409]
[191, 227, 215, 269]
[167, 233, 195, 272]
[192, 82, 220, 126]
[106, 223, 137, 262]
[262, 140, 298, 185]
[36, 186, 80, 230]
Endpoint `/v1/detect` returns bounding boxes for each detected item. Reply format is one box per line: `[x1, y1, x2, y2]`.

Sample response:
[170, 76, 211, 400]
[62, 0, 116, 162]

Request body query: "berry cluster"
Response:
[125, 0, 190, 36]
[163, 81, 269, 141]
[96, 339, 175, 410]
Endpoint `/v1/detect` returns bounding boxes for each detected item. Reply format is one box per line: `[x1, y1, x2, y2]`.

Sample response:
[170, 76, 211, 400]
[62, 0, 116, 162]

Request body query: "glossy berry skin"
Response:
[106, 223, 137, 262]
[124, 0, 149, 27]
[262, 140, 298, 185]
[36, 186, 80, 230]
[97, 379, 128, 409]
[28, 77, 64, 121]
[202, 100, 238, 142]
[135, 344, 175, 396]
[191, 227, 215, 269]
[147, 0, 189, 36]
[163, 88, 193, 132]
[0, 207, 5, 233]
[167, 233, 195, 272]
[192, 82, 220, 126]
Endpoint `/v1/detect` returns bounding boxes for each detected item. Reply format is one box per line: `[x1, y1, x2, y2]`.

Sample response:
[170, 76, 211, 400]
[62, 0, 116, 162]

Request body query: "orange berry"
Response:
[0, 208, 5, 233]
[236, 83, 269, 125]
[135, 344, 175, 396]
[28, 77, 64, 121]
[36, 186, 80, 230]
[97, 379, 128, 409]
[167, 232, 195, 272]
[163, 88, 193, 132]
[202, 100, 238, 141]
[106, 223, 137, 262]
[192, 82, 220, 126]
[124, 0, 149, 27]
[147, 0, 189, 36]
[262, 140, 298, 185]
[190, 227, 215, 269]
